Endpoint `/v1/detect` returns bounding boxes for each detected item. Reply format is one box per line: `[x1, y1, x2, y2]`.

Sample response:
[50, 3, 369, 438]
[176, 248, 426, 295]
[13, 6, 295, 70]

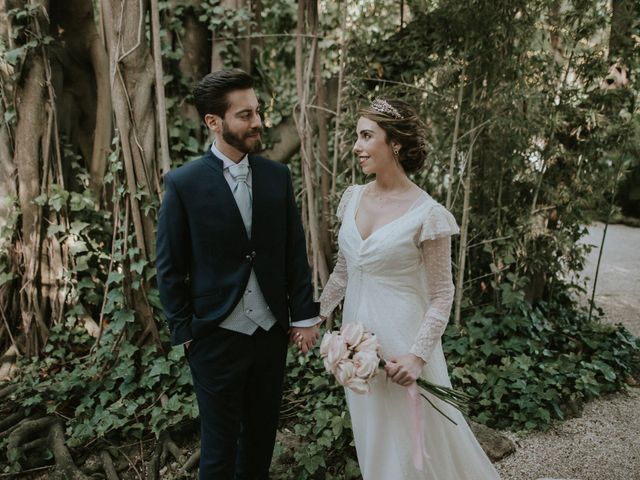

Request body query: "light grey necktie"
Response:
[228, 162, 252, 237]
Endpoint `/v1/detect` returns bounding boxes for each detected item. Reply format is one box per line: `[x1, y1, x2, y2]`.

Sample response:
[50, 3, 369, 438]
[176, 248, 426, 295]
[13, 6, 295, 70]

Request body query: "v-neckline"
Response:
[353, 184, 427, 243]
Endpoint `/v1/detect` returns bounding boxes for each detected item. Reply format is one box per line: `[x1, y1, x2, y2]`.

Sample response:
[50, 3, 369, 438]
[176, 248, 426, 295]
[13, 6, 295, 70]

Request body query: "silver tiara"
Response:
[371, 99, 402, 119]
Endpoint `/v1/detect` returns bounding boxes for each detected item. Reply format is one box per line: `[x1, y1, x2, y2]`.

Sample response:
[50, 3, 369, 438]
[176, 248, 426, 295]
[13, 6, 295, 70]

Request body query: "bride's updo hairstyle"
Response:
[359, 99, 428, 173]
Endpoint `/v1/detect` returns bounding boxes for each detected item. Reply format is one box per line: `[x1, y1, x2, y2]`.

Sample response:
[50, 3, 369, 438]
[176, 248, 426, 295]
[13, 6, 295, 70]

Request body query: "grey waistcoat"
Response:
[219, 269, 277, 335]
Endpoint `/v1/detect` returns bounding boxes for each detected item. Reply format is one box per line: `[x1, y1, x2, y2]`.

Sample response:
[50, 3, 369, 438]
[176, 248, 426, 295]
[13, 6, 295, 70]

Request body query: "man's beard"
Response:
[222, 122, 262, 154]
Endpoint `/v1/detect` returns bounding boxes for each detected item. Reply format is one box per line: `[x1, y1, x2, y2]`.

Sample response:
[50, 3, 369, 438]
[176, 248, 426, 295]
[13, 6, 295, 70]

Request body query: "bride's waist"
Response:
[347, 272, 424, 289]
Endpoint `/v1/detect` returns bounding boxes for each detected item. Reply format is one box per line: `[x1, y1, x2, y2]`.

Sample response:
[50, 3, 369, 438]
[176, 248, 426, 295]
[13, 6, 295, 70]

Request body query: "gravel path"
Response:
[495, 222, 640, 480]
[578, 222, 640, 336]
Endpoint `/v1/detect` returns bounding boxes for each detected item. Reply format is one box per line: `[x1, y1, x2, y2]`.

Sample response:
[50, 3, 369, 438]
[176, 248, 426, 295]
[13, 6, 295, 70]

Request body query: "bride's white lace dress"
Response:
[319, 184, 500, 480]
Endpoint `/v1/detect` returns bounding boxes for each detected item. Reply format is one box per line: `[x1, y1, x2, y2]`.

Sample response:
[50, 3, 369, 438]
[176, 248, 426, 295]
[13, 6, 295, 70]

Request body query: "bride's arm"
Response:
[409, 235, 455, 363]
[318, 250, 348, 319]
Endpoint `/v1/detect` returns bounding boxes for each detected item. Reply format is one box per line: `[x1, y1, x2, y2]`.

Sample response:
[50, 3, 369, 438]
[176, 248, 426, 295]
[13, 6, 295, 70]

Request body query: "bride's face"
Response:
[353, 116, 397, 175]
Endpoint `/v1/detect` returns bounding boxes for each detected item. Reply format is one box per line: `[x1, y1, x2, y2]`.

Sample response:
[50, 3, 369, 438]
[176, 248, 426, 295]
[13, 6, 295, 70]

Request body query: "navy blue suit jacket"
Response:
[156, 150, 319, 345]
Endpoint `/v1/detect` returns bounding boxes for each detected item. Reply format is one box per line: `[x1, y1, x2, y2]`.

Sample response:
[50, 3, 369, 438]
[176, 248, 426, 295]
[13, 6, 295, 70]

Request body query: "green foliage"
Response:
[0, 152, 197, 474]
[443, 284, 639, 431]
[1, 322, 197, 473]
[4, 4, 54, 66]
[273, 345, 360, 480]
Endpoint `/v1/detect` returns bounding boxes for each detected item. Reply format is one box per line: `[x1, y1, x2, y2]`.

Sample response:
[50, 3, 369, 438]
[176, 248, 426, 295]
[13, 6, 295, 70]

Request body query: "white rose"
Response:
[340, 323, 364, 347]
[323, 357, 335, 374]
[319, 332, 334, 357]
[326, 334, 349, 371]
[345, 376, 370, 394]
[355, 333, 379, 354]
[353, 351, 380, 379]
[335, 360, 356, 385]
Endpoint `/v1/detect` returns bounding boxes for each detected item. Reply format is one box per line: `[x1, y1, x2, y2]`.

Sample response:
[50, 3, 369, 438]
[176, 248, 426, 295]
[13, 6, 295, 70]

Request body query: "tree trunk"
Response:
[237, 0, 251, 72]
[49, 0, 111, 195]
[311, 2, 332, 270]
[150, 0, 171, 176]
[101, 0, 161, 346]
[172, 0, 210, 140]
[0, 68, 15, 229]
[14, 52, 48, 354]
[102, 0, 158, 260]
[295, 0, 329, 291]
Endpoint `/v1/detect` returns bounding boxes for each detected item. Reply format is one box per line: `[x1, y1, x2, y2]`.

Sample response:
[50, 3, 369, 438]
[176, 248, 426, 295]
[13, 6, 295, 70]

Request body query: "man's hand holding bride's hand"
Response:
[289, 325, 320, 354]
[384, 354, 425, 386]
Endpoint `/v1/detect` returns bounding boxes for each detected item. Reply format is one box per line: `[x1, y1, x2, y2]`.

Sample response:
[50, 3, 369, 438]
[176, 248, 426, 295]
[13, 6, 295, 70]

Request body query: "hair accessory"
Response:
[371, 99, 402, 119]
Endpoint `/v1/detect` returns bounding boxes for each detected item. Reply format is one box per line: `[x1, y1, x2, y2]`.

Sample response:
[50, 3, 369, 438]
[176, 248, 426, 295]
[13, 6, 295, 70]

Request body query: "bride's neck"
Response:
[374, 167, 411, 192]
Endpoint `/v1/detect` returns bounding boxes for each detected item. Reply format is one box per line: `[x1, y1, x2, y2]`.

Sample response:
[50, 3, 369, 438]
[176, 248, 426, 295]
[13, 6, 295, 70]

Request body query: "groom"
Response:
[156, 69, 320, 479]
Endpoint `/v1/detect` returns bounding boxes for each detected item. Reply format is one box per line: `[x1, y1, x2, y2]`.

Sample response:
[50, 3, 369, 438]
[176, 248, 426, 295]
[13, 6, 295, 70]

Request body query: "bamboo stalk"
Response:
[446, 61, 466, 210]
[453, 84, 477, 327]
[588, 153, 626, 322]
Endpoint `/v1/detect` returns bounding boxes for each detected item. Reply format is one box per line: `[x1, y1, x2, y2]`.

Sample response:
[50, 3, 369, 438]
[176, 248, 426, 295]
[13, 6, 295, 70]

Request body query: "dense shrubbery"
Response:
[443, 283, 639, 430]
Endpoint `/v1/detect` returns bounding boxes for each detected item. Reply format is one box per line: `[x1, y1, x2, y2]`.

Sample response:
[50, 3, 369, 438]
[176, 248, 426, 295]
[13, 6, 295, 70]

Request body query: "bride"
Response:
[317, 99, 500, 479]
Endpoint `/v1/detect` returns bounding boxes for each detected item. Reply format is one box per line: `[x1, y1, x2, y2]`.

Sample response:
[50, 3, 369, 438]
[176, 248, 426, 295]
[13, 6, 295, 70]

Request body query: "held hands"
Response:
[289, 325, 321, 354]
[384, 354, 426, 387]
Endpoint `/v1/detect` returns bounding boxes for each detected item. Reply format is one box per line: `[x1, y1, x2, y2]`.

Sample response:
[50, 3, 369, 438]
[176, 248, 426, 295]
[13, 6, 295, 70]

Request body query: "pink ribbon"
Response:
[407, 382, 426, 471]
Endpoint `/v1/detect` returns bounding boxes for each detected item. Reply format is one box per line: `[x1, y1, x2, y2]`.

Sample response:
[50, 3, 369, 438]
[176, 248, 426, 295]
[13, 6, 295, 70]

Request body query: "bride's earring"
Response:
[392, 146, 400, 162]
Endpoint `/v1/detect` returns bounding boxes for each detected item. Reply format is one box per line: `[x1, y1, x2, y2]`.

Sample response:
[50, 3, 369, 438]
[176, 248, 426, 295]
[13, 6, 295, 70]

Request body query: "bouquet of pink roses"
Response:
[320, 322, 470, 424]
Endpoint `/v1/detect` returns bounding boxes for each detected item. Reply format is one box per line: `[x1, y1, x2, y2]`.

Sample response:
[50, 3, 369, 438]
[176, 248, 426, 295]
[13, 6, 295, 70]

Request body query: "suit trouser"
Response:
[187, 324, 288, 480]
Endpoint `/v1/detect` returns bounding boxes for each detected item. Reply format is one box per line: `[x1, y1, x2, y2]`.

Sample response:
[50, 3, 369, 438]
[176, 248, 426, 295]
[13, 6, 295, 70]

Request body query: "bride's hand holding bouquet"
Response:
[320, 322, 471, 424]
[385, 354, 425, 387]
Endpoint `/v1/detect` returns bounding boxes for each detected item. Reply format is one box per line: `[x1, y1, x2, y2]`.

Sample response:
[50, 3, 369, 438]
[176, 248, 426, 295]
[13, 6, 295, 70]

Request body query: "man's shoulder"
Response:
[250, 154, 289, 174]
[165, 152, 216, 186]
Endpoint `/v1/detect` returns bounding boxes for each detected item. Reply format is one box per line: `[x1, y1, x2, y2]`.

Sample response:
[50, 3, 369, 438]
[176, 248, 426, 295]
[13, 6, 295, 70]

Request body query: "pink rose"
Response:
[355, 333, 379, 354]
[325, 334, 349, 372]
[340, 323, 364, 347]
[335, 360, 356, 385]
[345, 376, 370, 394]
[353, 351, 379, 379]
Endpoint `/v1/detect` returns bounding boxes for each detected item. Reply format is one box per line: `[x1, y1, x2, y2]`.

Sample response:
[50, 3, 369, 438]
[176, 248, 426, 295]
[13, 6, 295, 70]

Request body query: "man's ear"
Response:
[204, 113, 222, 133]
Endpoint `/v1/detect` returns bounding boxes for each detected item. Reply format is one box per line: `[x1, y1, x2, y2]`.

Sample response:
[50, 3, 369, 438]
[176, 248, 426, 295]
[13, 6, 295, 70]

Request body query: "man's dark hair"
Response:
[192, 69, 254, 120]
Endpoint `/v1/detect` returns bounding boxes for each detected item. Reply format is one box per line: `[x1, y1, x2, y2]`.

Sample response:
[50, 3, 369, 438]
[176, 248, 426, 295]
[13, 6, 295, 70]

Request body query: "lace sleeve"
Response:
[336, 185, 357, 221]
[318, 186, 357, 317]
[409, 235, 455, 362]
[319, 250, 348, 317]
[418, 203, 459, 243]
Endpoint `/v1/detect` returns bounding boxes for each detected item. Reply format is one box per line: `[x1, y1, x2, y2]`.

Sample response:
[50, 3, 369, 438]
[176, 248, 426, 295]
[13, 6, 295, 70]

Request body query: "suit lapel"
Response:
[249, 155, 268, 247]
